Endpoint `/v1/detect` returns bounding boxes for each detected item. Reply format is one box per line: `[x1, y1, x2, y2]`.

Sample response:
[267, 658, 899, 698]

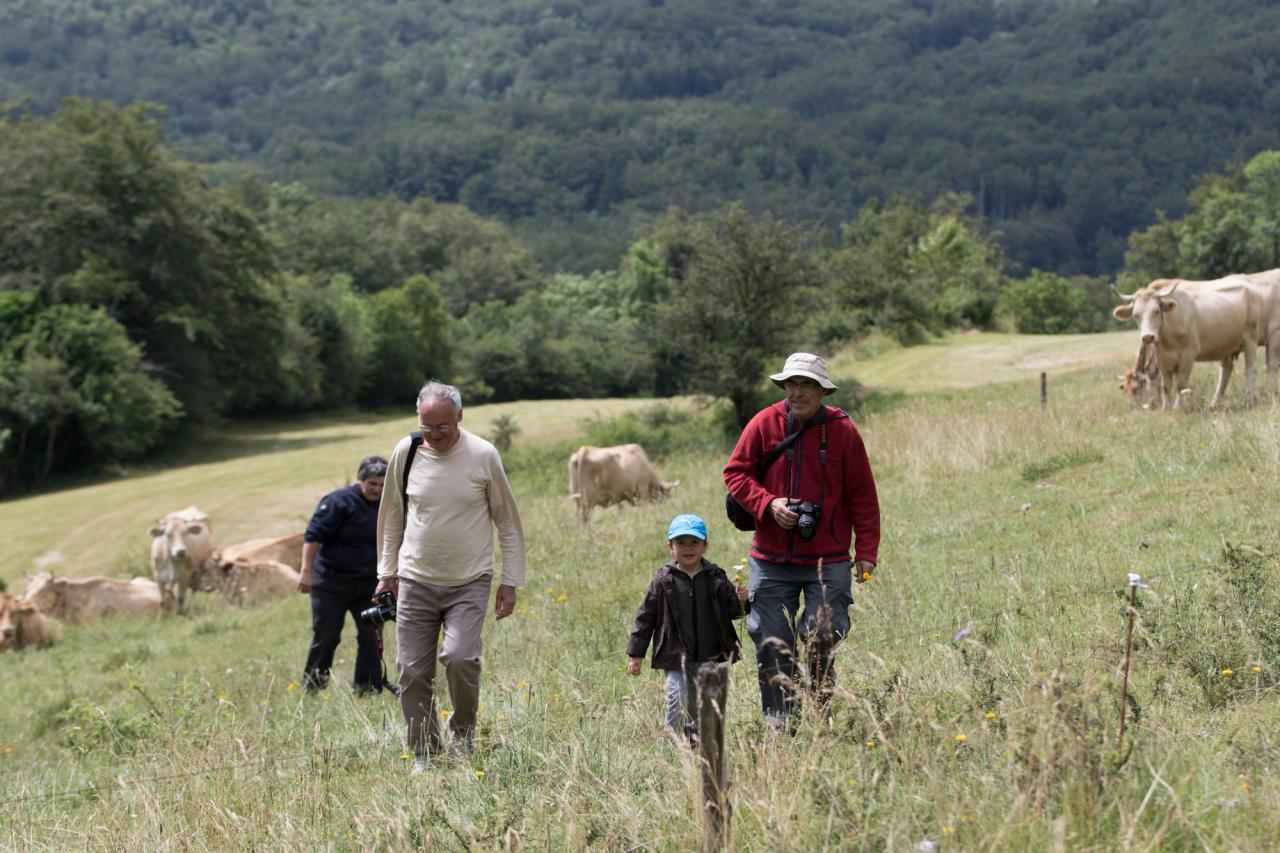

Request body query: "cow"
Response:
[197, 558, 300, 607]
[1112, 276, 1261, 410]
[20, 573, 161, 623]
[149, 506, 214, 614]
[1116, 341, 1162, 409]
[568, 444, 677, 522]
[0, 593, 49, 651]
[1245, 267, 1280, 396]
[212, 532, 304, 572]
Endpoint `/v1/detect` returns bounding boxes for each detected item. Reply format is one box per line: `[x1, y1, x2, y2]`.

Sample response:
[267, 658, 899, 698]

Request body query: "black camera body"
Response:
[787, 501, 822, 540]
[360, 591, 397, 627]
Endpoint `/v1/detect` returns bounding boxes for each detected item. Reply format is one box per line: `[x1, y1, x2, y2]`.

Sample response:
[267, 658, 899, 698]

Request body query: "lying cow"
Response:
[149, 506, 214, 614]
[0, 592, 49, 651]
[213, 532, 304, 572]
[568, 443, 677, 522]
[196, 558, 300, 607]
[21, 572, 161, 623]
[1113, 276, 1261, 410]
[1117, 341, 1162, 409]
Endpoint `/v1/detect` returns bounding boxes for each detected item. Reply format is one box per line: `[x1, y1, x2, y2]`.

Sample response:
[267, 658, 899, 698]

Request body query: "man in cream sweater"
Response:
[375, 381, 526, 770]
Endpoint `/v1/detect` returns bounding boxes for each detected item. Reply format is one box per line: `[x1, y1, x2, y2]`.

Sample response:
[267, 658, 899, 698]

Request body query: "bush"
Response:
[997, 270, 1109, 334]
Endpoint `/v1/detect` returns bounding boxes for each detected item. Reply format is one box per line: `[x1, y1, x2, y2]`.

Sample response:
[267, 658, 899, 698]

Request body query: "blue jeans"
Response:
[746, 558, 853, 722]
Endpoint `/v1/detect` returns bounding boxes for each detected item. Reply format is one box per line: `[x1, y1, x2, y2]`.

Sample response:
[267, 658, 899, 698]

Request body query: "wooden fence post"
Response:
[1117, 573, 1144, 750]
[697, 662, 730, 852]
[1040, 371, 1047, 408]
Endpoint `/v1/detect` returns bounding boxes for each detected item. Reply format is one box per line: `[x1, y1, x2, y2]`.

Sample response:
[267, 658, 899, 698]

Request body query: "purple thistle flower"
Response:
[953, 627, 970, 642]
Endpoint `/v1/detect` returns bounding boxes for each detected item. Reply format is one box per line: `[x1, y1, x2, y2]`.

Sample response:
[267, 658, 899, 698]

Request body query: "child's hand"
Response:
[736, 583, 749, 603]
[626, 657, 643, 676]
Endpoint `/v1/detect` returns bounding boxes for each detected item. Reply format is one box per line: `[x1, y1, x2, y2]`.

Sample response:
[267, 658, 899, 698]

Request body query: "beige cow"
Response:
[198, 559, 300, 607]
[568, 444, 677, 522]
[213, 532, 304, 572]
[1246, 267, 1280, 395]
[0, 593, 49, 651]
[1113, 276, 1262, 409]
[21, 573, 161, 623]
[149, 506, 214, 614]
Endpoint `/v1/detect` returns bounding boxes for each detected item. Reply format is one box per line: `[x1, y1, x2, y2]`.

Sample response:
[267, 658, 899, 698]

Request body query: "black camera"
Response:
[787, 501, 822, 540]
[360, 591, 397, 627]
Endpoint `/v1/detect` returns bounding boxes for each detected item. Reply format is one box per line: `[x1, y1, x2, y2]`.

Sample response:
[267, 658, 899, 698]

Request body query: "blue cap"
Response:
[667, 513, 708, 541]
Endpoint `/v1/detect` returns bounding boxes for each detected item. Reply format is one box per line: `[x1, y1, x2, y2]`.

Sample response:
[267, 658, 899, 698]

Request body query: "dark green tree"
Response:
[649, 203, 818, 427]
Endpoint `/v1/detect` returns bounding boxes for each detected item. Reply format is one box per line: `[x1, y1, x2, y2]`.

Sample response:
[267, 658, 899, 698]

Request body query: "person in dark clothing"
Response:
[626, 514, 749, 739]
[299, 455, 391, 693]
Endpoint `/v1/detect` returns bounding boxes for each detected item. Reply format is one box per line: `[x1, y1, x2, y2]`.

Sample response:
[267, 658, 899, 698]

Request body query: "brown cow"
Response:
[21, 572, 161, 623]
[568, 444, 677, 522]
[149, 506, 214, 614]
[0, 593, 49, 651]
[198, 559, 300, 606]
[1117, 341, 1163, 409]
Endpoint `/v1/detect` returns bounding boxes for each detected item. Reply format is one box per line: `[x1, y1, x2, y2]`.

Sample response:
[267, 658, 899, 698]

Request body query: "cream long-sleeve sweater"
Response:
[376, 429, 527, 588]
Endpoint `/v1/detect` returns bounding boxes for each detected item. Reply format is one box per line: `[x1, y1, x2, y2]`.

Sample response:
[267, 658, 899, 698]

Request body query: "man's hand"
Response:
[626, 657, 643, 676]
[297, 568, 312, 594]
[854, 560, 875, 584]
[373, 576, 399, 601]
[495, 584, 516, 620]
[769, 497, 798, 529]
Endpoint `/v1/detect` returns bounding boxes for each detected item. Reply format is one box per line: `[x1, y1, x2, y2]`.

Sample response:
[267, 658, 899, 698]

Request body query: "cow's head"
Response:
[152, 511, 211, 565]
[0, 594, 15, 648]
[1113, 280, 1180, 345]
[21, 571, 57, 614]
[657, 479, 679, 499]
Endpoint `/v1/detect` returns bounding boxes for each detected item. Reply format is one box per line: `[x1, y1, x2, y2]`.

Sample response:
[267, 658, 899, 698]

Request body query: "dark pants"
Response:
[302, 578, 386, 692]
[746, 558, 853, 724]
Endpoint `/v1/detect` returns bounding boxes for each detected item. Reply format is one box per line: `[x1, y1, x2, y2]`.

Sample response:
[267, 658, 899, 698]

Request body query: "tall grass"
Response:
[3, 357, 1280, 849]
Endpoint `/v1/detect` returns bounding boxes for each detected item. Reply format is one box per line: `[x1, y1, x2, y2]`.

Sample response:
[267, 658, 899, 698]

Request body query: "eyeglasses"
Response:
[783, 378, 822, 391]
[418, 422, 454, 435]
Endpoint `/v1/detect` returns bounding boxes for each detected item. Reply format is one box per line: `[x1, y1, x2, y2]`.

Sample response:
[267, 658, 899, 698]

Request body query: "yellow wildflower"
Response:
[1221, 668, 1234, 677]
[286, 681, 300, 692]
[1252, 665, 1262, 673]
[866, 740, 876, 749]
[400, 754, 412, 760]
[557, 594, 568, 602]
[954, 733, 967, 743]
[441, 710, 451, 719]
[985, 711, 997, 720]
[475, 770, 486, 779]
[862, 572, 872, 582]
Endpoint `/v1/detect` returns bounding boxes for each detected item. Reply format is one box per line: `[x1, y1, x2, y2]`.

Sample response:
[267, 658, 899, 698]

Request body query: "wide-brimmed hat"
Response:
[769, 352, 837, 391]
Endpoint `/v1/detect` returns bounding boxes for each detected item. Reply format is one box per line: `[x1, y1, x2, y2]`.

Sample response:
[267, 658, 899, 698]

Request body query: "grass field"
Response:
[3, 332, 1280, 850]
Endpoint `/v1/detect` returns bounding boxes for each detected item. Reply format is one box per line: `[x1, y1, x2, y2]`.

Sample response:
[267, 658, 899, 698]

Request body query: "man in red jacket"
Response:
[723, 352, 880, 730]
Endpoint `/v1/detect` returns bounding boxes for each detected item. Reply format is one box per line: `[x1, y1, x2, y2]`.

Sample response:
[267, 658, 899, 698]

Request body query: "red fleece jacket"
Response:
[723, 401, 880, 566]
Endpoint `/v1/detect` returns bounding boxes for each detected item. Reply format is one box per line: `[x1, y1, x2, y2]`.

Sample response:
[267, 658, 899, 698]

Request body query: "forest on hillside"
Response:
[3, 0, 1280, 274]
[5, 98, 1280, 495]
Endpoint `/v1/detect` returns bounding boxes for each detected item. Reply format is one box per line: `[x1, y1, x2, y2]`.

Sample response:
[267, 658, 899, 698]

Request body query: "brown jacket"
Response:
[626, 559, 747, 670]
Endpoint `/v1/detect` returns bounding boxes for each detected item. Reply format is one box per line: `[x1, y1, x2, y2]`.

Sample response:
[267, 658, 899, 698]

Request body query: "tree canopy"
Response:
[3, 0, 1280, 276]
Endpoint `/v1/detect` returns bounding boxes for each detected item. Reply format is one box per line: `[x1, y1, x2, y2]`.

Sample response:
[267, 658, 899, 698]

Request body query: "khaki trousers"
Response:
[396, 575, 491, 755]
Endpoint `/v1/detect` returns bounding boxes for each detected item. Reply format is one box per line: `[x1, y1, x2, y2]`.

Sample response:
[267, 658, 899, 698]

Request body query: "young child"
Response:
[626, 513, 750, 740]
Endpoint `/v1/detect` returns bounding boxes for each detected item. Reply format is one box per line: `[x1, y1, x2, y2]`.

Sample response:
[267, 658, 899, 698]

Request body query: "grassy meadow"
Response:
[3, 334, 1280, 850]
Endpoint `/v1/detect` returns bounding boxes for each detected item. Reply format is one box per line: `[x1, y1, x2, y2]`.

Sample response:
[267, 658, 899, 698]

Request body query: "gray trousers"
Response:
[746, 558, 853, 722]
[395, 575, 491, 756]
[664, 660, 703, 737]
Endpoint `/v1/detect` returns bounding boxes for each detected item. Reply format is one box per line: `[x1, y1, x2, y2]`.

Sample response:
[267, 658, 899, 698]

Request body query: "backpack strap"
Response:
[402, 432, 423, 508]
